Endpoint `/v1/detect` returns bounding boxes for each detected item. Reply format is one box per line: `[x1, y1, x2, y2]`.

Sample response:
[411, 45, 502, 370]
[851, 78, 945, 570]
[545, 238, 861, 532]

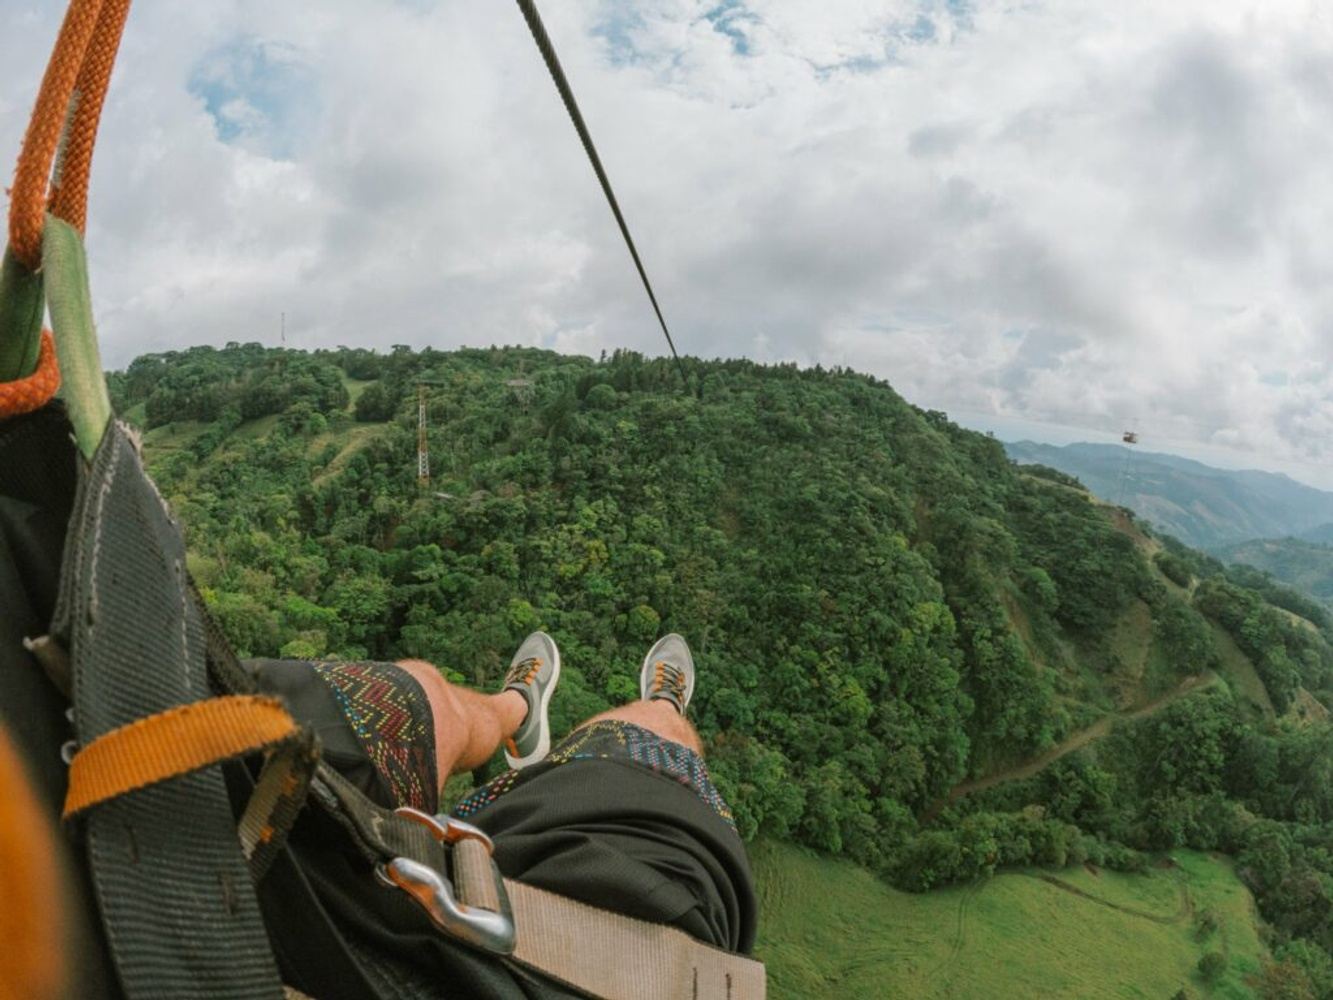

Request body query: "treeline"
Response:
[1155, 535, 1333, 632]
[119, 344, 1333, 996]
[107, 343, 348, 431]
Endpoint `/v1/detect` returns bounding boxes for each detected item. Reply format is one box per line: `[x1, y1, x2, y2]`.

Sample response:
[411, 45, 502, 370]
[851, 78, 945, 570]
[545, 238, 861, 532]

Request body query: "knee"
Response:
[671, 719, 705, 756]
[396, 659, 449, 706]
[643, 701, 704, 755]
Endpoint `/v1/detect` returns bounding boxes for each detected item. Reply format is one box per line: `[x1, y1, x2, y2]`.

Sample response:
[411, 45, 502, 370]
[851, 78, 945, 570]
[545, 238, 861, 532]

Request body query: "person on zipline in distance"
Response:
[245, 632, 755, 988]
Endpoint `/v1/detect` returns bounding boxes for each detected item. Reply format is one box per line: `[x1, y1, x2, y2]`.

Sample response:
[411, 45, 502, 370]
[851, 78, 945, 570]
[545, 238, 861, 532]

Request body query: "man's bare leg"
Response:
[572, 699, 704, 756]
[397, 659, 526, 781]
[397, 632, 700, 792]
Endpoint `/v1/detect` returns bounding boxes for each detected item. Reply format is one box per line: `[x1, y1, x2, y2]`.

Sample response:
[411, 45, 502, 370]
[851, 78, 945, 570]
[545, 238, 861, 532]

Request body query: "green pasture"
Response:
[753, 840, 1264, 999]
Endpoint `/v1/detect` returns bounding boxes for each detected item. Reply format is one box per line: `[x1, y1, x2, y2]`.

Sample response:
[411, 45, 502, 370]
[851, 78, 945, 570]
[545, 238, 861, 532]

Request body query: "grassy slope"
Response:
[753, 840, 1264, 999]
[139, 385, 392, 491]
[341, 375, 374, 405]
[140, 418, 209, 453]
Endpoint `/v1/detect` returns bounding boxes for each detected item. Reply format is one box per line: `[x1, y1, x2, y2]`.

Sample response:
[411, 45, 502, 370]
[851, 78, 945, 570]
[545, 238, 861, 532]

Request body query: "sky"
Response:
[3, 1, 1333, 486]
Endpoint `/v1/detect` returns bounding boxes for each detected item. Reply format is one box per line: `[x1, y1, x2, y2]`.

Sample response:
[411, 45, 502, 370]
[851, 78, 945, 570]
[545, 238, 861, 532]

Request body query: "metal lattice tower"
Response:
[416, 379, 448, 489]
[505, 378, 534, 412]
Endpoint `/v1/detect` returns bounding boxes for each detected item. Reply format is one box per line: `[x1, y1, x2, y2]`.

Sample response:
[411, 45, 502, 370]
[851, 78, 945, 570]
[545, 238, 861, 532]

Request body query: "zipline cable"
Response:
[514, 0, 690, 390]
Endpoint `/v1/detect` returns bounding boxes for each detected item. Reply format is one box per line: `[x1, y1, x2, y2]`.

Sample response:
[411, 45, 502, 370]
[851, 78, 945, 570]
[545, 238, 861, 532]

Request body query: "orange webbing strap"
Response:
[0, 725, 68, 1000]
[64, 695, 298, 819]
[10, 0, 131, 269]
[0, 330, 61, 418]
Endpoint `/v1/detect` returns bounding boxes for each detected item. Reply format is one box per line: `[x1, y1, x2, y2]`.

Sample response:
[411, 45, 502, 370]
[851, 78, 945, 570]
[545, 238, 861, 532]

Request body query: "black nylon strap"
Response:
[218, 750, 387, 1000]
[52, 420, 284, 999]
[0, 405, 120, 999]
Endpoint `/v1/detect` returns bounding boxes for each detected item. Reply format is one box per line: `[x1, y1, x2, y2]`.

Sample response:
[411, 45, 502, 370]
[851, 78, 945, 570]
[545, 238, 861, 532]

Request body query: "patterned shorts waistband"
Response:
[454, 719, 735, 830]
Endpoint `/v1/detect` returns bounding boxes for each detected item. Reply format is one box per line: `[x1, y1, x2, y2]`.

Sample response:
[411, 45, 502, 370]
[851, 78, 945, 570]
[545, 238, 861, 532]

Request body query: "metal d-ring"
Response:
[376, 807, 516, 955]
[394, 806, 496, 852]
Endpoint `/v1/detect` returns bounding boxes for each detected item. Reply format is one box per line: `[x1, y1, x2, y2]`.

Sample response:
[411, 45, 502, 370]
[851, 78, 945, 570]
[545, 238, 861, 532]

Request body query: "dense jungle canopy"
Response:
[109, 343, 1333, 995]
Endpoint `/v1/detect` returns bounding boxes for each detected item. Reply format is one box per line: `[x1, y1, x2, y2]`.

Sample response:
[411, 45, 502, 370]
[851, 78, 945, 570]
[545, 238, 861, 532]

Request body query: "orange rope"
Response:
[64, 696, 298, 819]
[9, 0, 107, 269]
[48, 0, 132, 235]
[0, 331, 61, 418]
[10, 0, 133, 268]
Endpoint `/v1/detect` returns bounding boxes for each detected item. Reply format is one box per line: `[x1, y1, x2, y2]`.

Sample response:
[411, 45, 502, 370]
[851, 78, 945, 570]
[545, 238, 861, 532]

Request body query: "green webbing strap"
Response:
[309, 761, 450, 870]
[42, 215, 112, 458]
[0, 247, 45, 381]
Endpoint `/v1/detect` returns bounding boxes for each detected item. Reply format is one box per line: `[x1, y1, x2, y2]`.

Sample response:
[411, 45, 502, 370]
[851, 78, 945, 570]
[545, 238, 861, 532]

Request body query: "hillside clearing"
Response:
[311, 424, 386, 486]
[753, 840, 1264, 999]
[1209, 623, 1276, 720]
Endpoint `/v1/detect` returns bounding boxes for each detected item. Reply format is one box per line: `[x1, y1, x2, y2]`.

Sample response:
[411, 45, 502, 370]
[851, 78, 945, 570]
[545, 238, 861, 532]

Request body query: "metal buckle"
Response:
[376, 807, 516, 955]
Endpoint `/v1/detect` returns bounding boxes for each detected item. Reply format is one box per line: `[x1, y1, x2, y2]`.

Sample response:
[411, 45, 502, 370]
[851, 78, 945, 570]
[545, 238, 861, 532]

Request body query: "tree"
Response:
[1197, 952, 1225, 984]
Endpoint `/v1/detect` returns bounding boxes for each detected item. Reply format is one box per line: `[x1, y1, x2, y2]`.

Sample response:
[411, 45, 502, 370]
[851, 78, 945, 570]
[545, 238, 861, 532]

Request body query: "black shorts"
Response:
[246, 659, 756, 964]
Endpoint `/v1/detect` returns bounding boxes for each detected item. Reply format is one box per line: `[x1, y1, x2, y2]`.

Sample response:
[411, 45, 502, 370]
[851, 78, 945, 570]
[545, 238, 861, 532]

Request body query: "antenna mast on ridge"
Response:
[417, 383, 429, 487]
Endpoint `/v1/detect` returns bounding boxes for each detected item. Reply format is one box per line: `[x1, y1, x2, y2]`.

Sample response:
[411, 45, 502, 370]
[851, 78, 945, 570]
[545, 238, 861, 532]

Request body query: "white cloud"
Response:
[2, 0, 1332, 483]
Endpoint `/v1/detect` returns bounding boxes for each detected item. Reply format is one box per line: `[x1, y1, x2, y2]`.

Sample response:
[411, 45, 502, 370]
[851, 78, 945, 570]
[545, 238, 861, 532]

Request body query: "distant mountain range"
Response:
[1004, 441, 1333, 550]
[1211, 537, 1333, 603]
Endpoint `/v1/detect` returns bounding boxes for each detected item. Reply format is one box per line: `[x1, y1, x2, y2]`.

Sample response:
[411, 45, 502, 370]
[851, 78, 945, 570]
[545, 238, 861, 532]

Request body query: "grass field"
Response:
[340, 375, 374, 407]
[310, 424, 386, 486]
[752, 840, 1264, 999]
[140, 418, 209, 453]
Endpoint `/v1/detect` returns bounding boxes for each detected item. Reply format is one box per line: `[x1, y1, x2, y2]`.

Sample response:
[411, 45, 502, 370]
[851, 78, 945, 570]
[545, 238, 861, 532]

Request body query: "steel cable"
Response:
[515, 0, 689, 389]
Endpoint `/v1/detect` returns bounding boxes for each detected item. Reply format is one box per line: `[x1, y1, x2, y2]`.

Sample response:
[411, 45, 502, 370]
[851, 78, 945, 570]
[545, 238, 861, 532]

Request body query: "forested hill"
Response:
[111, 344, 1333, 994]
[1214, 536, 1333, 608]
[1004, 440, 1333, 549]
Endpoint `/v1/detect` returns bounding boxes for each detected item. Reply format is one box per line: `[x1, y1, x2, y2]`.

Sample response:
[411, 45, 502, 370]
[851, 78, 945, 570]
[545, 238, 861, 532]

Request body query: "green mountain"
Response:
[1004, 441, 1333, 611]
[1003, 440, 1333, 549]
[1216, 537, 1333, 605]
[110, 344, 1333, 996]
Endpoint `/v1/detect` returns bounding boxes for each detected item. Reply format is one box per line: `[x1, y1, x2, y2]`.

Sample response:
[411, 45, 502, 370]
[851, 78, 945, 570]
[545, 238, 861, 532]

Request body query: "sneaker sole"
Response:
[504, 642, 561, 770]
[639, 636, 694, 713]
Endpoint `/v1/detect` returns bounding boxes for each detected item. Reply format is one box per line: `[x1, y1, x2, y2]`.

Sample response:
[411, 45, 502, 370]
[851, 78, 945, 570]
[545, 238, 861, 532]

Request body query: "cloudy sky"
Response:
[4, 1, 1333, 484]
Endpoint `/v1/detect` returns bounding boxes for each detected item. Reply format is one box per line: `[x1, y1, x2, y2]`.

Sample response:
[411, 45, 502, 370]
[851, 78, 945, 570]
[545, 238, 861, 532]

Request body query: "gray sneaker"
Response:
[502, 631, 561, 769]
[639, 633, 694, 715]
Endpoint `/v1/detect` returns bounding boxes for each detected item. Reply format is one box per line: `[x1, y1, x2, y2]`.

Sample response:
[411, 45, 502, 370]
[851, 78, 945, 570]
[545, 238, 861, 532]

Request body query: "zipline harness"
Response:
[0, 1, 762, 997]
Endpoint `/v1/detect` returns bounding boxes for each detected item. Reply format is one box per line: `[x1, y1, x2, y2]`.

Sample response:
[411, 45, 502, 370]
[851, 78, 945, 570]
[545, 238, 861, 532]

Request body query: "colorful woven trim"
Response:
[313, 661, 438, 813]
[455, 720, 736, 830]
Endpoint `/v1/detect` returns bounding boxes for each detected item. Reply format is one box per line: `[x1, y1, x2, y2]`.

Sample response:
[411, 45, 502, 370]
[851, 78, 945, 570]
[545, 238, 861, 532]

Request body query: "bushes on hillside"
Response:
[1193, 579, 1333, 711]
[890, 810, 1101, 891]
[1197, 952, 1226, 984]
[1008, 481, 1150, 635]
[1152, 597, 1219, 677]
[355, 380, 400, 422]
[1015, 463, 1085, 490]
[1225, 562, 1331, 631]
[1154, 550, 1192, 588]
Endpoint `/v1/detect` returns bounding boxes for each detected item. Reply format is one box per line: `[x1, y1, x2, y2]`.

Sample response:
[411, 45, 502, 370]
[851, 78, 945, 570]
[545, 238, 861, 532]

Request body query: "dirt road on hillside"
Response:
[921, 672, 1219, 822]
